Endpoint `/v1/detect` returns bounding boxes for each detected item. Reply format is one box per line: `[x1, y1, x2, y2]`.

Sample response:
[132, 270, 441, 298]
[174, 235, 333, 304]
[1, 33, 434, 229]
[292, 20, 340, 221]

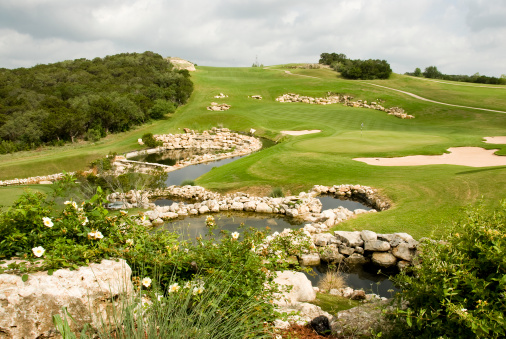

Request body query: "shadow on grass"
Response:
[456, 166, 506, 175]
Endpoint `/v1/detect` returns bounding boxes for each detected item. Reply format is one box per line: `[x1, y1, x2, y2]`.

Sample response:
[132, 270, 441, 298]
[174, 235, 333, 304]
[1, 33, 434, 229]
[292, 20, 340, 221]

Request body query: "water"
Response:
[161, 211, 303, 241]
[305, 263, 398, 298]
[318, 195, 374, 211]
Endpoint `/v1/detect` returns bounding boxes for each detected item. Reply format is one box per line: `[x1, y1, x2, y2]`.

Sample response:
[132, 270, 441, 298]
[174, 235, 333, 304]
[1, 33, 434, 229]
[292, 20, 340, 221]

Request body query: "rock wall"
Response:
[276, 93, 415, 119]
[0, 259, 133, 339]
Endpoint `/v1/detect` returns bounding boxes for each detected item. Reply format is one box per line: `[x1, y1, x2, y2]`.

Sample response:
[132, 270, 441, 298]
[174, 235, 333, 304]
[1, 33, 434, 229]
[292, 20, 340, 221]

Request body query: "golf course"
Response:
[1, 64, 505, 239]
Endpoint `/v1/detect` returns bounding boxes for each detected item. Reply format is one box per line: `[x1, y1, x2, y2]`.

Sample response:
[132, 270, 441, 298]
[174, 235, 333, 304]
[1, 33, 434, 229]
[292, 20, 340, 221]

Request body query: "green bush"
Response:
[142, 133, 162, 148]
[269, 187, 284, 198]
[391, 201, 506, 338]
[148, 99, 176, 119]
[180, 179, 195, 186]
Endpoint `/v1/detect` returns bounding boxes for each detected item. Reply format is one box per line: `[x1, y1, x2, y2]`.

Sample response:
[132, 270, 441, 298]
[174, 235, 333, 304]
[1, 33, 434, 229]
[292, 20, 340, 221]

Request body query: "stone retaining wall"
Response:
[276, 93, 415, 119]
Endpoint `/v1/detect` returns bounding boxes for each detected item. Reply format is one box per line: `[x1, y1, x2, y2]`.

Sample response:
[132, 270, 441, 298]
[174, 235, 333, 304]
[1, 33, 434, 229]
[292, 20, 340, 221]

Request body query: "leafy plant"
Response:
[180, 179, 195, 186]
[142, 133, 163, 148]
[390, 201, 506, 338]
[269, 187, 284, 198]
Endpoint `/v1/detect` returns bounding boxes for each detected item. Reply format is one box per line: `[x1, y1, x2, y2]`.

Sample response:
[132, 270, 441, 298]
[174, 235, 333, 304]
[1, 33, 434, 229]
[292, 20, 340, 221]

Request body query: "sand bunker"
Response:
[484, 136, 506, 144]
[281, 130, 321, 136]
[354, 147, 506, 167]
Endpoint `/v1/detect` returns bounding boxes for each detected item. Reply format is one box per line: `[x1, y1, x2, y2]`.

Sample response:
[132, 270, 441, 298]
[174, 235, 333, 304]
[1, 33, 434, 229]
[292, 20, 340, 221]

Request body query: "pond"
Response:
[159, 211, 303, 240]
[317, 195, 374, 211]
[304, 263, 398, 298]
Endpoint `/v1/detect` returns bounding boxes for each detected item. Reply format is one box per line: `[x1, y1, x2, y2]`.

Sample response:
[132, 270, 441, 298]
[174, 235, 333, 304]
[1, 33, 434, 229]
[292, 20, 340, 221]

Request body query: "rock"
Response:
[372, 252, 397, 267]
[198, 205, 210, 214]
[152, 218, 164, 226]
[310, 315, 331, 336]
[332, 300, 391, 337]
[397, 260, 411, 270]
[350, 290, 366, 300]
[0, 259, 133, 339]
[395, 232, 419, 249]
[38, 180, 53, 184]
[364, 240, 391, 252]
[360, 230, 377, 242]
[314, 233, 334, 246]
[255, 202, 273, 213]
[338, 245, 355, 256]
[230, 202, 244, 211]
[320, 246, 345, 264]
[299, 253, 321, 266]
[334, 231, 364, 247]
[243, 201, 256, 212]
[273, 271, 316, 306]
[392, 243, 413, 261]
[344, 253, 369, 265]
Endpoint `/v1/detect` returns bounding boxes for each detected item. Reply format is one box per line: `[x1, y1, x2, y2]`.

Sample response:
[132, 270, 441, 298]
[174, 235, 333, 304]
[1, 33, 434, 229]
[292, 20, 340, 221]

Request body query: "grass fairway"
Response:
[1, 65, 505, 238]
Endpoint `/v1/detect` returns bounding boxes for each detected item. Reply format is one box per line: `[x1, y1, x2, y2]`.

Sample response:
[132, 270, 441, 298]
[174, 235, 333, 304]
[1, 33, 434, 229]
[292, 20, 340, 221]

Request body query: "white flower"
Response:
[272, 231, 279, 237]
[126, 239, 134, 246]
[265, 235, 273, 243]
[88, 231, 97, 239]
[141, 215, 146, 222]
[81, 217, 89, 226]
[184, 281, 192, 289]
[71, 201, 77, 209]
[32, 246, 45, 257]
[42, 217, 53, 228]
[251, 244, 256, 252]
[64, 201, 71, 205]
[169, 283, 180, 293]
[231, 232, 240, 240]
[275, 250, 283, 258]
[94, 231, 104, 239]
[156, 293, 164, 301]
[184, 248, 189, 253]
[120, 210, 128, 216]
[193, 286, 205, 295]
[64, 201, 77, 209]
[142, 277, 152, 288]
[88, 230, 103, 240]
[461, 308, 468, 313]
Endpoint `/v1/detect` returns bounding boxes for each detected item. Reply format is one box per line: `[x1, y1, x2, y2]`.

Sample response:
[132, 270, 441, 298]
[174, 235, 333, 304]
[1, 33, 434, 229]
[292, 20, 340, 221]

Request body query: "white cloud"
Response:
[0, 0, 504, 76]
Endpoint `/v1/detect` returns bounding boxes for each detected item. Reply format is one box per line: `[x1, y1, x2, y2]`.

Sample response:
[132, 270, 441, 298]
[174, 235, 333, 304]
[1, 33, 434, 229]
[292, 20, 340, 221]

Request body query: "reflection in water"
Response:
[304, 263, 398, 298]
[161, 212, 303, 241]
[318, 195, 374, 211]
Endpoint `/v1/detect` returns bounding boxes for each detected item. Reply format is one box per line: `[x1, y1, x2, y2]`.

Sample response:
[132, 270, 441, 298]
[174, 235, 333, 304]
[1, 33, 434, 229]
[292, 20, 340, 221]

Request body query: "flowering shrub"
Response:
[391, 201, 506, 338]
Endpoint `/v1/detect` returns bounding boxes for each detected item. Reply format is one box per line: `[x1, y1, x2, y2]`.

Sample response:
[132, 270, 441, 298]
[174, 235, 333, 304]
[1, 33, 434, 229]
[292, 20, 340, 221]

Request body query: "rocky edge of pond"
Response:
[108, 184, 417, 270]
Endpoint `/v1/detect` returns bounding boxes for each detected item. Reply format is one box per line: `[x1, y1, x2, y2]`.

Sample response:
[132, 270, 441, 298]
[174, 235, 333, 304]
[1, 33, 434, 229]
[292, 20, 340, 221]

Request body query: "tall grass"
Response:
[58, 270, 271, 339]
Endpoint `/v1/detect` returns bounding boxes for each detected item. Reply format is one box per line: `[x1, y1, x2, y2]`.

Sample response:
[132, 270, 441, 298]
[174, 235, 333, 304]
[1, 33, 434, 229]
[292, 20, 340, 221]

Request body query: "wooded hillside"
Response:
[0, 51, 193, 153]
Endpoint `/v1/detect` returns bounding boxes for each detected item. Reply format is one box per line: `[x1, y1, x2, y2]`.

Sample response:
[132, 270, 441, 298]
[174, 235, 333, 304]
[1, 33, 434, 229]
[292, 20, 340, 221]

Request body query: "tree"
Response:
[413, 67, 422, 77]
[148, 99, 176, 119]
[423, 66, 443, 79]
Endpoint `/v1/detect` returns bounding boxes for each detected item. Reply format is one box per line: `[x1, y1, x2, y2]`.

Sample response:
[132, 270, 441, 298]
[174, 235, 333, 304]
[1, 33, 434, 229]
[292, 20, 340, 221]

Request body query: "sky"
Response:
[0, 0, 505, 76]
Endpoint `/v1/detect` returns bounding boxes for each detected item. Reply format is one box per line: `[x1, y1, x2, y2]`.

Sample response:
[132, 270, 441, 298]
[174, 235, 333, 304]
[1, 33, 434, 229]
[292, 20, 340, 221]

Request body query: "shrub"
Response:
[390, 201, 506, 338]
[148, 99, 176, 119]
[318, 270, 346, 292]
[142, 133, 162, 148]
[180, 179, 195, 186]
[269, 187, 284, 198]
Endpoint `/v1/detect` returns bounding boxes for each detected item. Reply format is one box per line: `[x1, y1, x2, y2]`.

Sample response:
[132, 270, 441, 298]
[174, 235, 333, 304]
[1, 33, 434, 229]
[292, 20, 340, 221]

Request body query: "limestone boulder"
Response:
[392, 243, 413, 261]
[360, 230, 377, 242]
[273, 271, 316, 306]
[334, 231, 364, 247]
[364, 240, 391, 252]
[299, 253, 321, 266]
[372, 252, 397, 267]
[256, 202, 273, 213]
[0, 259, 133, 339]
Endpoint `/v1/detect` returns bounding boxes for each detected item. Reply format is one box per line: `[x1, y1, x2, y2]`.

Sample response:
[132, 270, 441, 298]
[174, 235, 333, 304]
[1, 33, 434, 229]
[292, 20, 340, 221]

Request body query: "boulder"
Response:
[299, 253, 321, 266]
[273, 271, 316, 306]
[372, 252, 397, 267]
[256, 202, 273, 213]
[314, 233, 334, 246]
[364, 240, 391, 252]
[334, 231, 364, 247]
[392, 243, 413, 261]
[230, 202, 244, 211]
[0, 259, 133, 339]
[360, 230, 377, 242]
[344, 253, 369, 266]
[320, 246, 345, 264]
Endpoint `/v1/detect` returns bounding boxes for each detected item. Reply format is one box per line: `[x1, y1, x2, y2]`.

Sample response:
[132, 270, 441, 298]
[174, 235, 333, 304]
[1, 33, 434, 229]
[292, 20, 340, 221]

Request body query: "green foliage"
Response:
[319, 52, 347, 66]
[413, 68, 422, 77]
[336, 59, 392, 80]
[180, 179, 195, 186]
[53, 307, 90, 339]
[148, 99, 176, 119]
[0, 52, 193, 153]
[269, 187, 284, 198]
[391, 201, 506, 338]
[423, 65, 443, 79]
[142, 133, 162, 148]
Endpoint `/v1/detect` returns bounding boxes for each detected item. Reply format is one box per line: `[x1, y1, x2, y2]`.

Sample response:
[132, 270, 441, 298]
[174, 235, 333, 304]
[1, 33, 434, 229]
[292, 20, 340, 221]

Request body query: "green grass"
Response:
[0, 185, 54, 210]
[1, 66, 506, 238]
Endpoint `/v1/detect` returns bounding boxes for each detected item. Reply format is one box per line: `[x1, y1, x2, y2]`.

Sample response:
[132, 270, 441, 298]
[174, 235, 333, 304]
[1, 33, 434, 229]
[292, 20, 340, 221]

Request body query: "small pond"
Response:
[305, 263, 398, 298]
[317, 195, 374, 211]
[160, 211, 303, 241]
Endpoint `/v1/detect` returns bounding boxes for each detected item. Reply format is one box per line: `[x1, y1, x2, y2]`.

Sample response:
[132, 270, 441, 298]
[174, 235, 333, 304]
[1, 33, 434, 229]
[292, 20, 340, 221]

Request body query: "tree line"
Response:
[406, 66, 506, 85]
[319, 52, 392, 80]
[0, 51, 194, 154]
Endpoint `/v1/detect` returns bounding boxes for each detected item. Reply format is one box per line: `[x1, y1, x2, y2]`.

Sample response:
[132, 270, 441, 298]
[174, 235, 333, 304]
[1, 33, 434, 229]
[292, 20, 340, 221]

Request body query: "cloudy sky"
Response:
[1, 0, 505, 76]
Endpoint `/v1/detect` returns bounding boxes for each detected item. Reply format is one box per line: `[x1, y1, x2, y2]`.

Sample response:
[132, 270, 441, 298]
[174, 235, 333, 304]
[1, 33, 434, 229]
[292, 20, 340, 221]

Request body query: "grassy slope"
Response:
[1, 66, 505, 238]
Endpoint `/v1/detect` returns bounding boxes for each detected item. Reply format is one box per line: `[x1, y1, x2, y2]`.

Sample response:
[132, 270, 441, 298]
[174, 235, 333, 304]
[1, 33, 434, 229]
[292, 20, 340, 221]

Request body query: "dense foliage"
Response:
[390, 201, 506, 338]
[319, 52, 392, 79]
[0, 187, 314, 328]
[0, 51, 193, 153]
[406, 65, 506, 85]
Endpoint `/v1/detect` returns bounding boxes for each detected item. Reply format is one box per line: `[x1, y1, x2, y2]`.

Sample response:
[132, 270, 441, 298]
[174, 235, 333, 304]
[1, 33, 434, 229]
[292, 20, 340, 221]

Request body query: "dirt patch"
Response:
[354, 147, 506, 168]
[281, 130, 322, 136]
[483, 136, 506, 144]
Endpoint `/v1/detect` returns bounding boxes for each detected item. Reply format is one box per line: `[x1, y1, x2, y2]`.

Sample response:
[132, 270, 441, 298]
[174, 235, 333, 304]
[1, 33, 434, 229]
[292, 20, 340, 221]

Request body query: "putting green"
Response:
[293, 131, 450, 155]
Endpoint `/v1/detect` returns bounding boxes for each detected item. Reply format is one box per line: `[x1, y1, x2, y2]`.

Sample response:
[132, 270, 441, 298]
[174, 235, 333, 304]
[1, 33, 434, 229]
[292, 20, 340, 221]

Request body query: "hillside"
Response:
[1, 64, 505, 238]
